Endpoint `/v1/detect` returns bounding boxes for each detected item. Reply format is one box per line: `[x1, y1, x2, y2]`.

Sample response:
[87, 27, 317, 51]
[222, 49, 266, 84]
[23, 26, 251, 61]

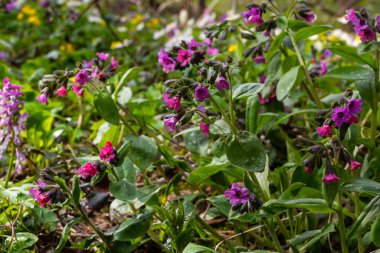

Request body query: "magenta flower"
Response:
[254, 54, 265, 64]
[158, 49, 176, 73]
[111, 57, 119, 70]
[199, 123, 209, 137]
[346, 98, 362, 115]
[188, 39, 201, 51]
[322, 170, 340, 184]
[377, 16, 380, 31]
[163, 93, 181, 111]
[225, 183, 250, 205]
[56, 86, 67, 97]
[241, 8, 263, 26]
[194, 85, 210, 102]
[176, 49, 192, 67]
[345, 8, 360, 27]
[305, 166, 313, 174]
[207, 47, 219, 56]
[75, 71, 90, 85]
[77, 162, 98, 179]
[72, 84, 84, 97]
[331, 107, 350, 127]
[36, 93, 48, 105]
[5, 1, 16, 12]
[99, 141, 116, 163]
[164, 117, 178, 131]
[97, 52, 109, 61]
[350, 160, 362, 171]
[317, 125, 332, 137]
[215, 76, 229, 91]
[319, 61, 328, 76]
[30, 179, 50, 207]
[358, 25, 376, 42]
[304, 11, 315, 23]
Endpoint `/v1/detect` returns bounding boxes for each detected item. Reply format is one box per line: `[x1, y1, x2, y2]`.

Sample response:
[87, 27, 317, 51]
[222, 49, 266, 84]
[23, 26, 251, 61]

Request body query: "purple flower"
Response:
[198, 105, 206, 113]
[358, 25, 376, 42]
[199, 123, 209, 137]
[194, 85, 210, 102]
[99, 141, 116, 163]
[331, 107, 350, 127]
[215, 76, 229, 91]
[176, 49, 192, 67]
[97, 52, 109, 61]
[203, 39, 212, 47]
[304, 11, 315, 23]
[163, 93, 181, 111]
[319, 61, 328, 76]
[322, 49, 332, 59]
[36, 93, 48, 105]
[82, 60, 94, 69]
[207, 47, 219, 56]
[345, 8, 361, 28]
[5, 1, 16, 12]
[322, 170, 340, 184]
[75, 71, 90, 85]
[254, 54, 265, 64]
[316, 125, 332, 137]
[241, 8, 263, 26]
[350, 160, 362, 171]
[158, 49, 176, 73]
[225, 183, 250, 205]
[0, 51, 7, 60]
[377, 16, 380, 31]
[188, 39, 201, 51]
[346, 98, 362, 115]
[259, 75, 266, 84]
[164, 117, 178, 131]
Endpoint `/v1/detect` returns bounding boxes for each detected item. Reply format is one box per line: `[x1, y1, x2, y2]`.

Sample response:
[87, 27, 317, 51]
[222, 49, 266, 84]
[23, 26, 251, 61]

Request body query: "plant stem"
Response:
[263, 219, 284, 253]
[336, 189, 348, 253]
[287, 30, 323, 109]
[5, 142, 15, 189]
[371, 49, 379, 144]
[209, 95, 237, 135]
[353, 169, 364, 253]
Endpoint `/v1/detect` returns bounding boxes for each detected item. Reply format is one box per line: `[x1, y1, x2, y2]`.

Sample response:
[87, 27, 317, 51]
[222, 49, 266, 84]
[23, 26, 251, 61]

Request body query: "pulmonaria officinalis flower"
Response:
[305, 166, 313, 174]
[194, 85, 210, 102]
[350, 160, 362, 171]
[215, 76, 230, 91]
[176, 49, 192, 67]
[331, 107, 350, 127]
[99, 141, 117, 163]
[30, 179, 50, 207]
[164, 117, 178, 131]
[72, 84, 84, 97]
[225, 183, 250, 205]
[158, 49, 176, 73]
[317, 125, 332, 137]
[199, 123, 209, 137]
[75, 71, 90, 85]
[77, 162, 98, 179]
[163, 93, 181, 111]
[241, 7, 263, 26]
[254, 54, 265, 64]
[36, 93, 48, 105]
[97, 52, 109, 61]
[322, 170, 340, 184]
[346, 98, 362, 114]
[56, 86, 67, 97]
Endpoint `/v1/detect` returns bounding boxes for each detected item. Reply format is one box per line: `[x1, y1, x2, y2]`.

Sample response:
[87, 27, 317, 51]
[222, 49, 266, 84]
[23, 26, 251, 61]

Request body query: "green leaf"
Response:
[343, 178, 380, 195]
[266, 32, 286, 60]
[329, 46, 374, 67]
[31, 206, 58, 232]
[276, 65, 304, 101]
[322, 66, 373, 80]
[113, 67, 141, 102]
[294, 25, 333, 41]
[276, 16, 288, 30]
[114, 140, 133, 167]
[232, 83, 263, 100]
[371, 214, 380, 247]
[188, 157, 230, 183]
[358, 41, 380, 55]
[183, 243, 219, 253]
[94, 90, 120, 126]
[55, 217, 83, 252]
[355, 78, 375, 109]
[289, 224, 335, 251]
[208, 195, 232, 216]
[264, 198, 333, 213]
[113, 212, 152, 241]
[6, 232, 38, 251]
[246, 96, 260, 133]
[226, 132, 266, 172]
[124, 135, 157, 170]
[72, 176, 80, 205]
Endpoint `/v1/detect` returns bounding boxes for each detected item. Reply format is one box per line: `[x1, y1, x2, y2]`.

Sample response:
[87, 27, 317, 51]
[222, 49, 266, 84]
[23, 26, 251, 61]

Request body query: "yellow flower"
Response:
[146, 18, 160, 28]
[111, 41, 123, 50]
[60, 43, 74, 53]
[68, 77, 75, 83]
[27, 16, 41, 26]
[319, 34, 327, 41]
[17, 12, 24, 20]
[228, 44, 237, 53]
[21, 5, 36, 16]
[328, 34, 339, 42]
[130, 14, 143, 25]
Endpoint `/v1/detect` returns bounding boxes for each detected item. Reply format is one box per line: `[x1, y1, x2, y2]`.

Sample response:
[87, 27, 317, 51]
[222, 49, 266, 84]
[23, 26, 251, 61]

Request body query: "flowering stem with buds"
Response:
[4, 142, 15, 189]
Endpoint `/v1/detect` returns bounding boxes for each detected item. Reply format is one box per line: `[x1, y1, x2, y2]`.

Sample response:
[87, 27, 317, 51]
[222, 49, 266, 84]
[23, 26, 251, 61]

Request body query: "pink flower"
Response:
[158, 49, 176, 73]
[75, 71, 90, 85]
[358, 25, 376, 42]
[111, 57, 119, 71]
[350, 160, 362, 171]
[56, 86, 67, 97]
[163, 93, 181, 111]
[322, 171, 340, 184]
[97, 52, 109, 61]
[30, 179, 50, 207]
[36, 94, 48, 105]
[77, 162, 98, 179]
[199, 123, 209, 137]
[164, 117, 177, 131]
[176, 49, 192, 67]
[99, 141, 116, 163]
[72, 84, 84, 97]
[207, 47, 219, 56]
[317, 125, 332, 137]
[319, 61, 328, 76]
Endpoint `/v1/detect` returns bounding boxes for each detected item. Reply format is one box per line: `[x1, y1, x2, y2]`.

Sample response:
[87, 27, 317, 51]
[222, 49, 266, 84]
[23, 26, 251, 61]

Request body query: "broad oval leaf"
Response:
[329, 46, 374, 67]
[264, 198, 333, 213]
[322, 66, 373, 80]
[276, 65, 304, 101]
[226, 132, 266, 172]
[343, 178, 380, 195]
[294, 25, 333, 41]
[124, 135, 158, 170]
[113, 212, 152, 241]
[232, 83, 263, 100]
[94, 90, 120, 125]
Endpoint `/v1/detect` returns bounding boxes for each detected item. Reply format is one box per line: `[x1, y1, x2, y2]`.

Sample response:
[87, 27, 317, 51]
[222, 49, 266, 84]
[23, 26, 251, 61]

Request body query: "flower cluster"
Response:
[309, 48, 332, 78]
[225, 183, 262, 214]
[30, 168, 66, 207]
[36, 52, 119, 104]
[345, 8, 378, 42]
[158, 38, 219, 73]
[0, 78, 28, 173]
